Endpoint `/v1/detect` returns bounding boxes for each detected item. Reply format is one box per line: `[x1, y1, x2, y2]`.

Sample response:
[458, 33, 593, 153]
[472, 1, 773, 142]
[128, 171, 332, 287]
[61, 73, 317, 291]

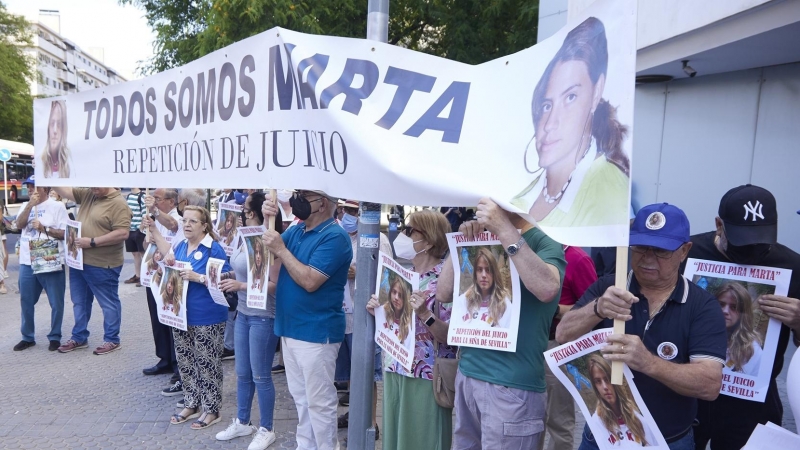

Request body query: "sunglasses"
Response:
[403, 226, 425, 238]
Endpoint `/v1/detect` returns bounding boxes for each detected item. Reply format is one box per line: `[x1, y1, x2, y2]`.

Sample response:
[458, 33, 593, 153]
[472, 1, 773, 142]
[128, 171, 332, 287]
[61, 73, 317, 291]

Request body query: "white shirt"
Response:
[588, 411, 659, 448]
[19, 199, 69, 266]
[457, 294, 513, 328]
[153, 207, 184, 250]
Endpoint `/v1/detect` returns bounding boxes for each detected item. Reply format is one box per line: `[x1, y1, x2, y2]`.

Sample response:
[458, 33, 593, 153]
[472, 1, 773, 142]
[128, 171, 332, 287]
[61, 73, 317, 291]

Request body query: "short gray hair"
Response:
[163, 188, 179, 203]
[179, 188, 207, 207]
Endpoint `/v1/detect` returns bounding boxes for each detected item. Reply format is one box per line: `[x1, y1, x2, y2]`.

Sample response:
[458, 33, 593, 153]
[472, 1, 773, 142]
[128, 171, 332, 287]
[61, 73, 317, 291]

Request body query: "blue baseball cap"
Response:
[23, 175, 35, 185]
[630, 203, 690, 251]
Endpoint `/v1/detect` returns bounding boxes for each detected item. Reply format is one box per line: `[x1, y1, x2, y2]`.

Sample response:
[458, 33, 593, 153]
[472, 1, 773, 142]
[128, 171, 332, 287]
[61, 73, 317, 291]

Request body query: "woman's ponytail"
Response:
[592, 99, 630, 176]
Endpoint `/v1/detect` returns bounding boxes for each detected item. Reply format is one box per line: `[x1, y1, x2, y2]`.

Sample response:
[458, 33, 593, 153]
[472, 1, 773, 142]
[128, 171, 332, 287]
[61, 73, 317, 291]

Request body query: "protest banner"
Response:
[156, 261, 189, 331]
[217, 202, 242, 255]
[343, 279, 354, 314]
[683, 258, 791, 402]
[64, 219, 83, 270]
[545, 328, 668, 449]
[206, 257, 229, 308]
[446, 231, 521, 352]
[140, 242, 164, 288]
[241, 226, 268, 309]
[32, 0, 636, 248]
[374, 252, 418, 371]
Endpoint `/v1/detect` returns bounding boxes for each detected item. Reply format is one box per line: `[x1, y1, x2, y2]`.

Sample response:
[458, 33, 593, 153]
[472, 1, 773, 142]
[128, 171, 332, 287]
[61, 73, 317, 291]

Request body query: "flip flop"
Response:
[190, 413, 222, 430]
[170, 408, 200, 425]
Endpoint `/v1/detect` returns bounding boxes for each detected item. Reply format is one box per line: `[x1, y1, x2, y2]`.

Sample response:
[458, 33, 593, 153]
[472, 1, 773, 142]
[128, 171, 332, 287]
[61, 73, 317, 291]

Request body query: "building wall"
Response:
[632, 64, 800, 252]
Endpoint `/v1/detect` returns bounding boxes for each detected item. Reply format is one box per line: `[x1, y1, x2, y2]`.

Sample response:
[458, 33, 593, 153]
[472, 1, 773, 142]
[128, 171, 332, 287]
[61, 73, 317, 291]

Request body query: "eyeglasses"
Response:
[630, 246, 675, 259]
[182, 219, 203, 226]
[342, 207, 359, 216]
[243, 208, 252, 214]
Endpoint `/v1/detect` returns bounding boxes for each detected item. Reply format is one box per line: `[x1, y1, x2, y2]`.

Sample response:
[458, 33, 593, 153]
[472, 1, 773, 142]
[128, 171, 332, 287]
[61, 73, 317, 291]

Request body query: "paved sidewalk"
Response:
[0, 248, 795, 449]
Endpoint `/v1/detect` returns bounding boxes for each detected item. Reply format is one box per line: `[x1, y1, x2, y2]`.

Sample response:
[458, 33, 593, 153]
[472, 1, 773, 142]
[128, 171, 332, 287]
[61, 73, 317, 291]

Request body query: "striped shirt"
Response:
[126, 192, 144, 231]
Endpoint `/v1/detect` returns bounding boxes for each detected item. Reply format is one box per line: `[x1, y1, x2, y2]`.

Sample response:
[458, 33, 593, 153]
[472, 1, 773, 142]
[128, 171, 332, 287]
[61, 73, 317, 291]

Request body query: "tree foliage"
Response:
[123, 0, 539, 75]
[0, 0, 35, 143]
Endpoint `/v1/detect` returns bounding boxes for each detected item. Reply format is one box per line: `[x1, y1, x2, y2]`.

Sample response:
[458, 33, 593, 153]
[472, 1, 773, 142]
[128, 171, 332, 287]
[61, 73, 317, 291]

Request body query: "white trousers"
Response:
[283, 337, 341, 450]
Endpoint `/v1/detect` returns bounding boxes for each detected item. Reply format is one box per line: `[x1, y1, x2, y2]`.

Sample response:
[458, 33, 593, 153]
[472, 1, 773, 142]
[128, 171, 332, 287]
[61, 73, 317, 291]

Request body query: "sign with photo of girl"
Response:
[241, 226, 268, 309]
[206, 257, 229, 308]
[140, 243, 164, 288]
[374, 252, 418, 371]
[546, 328, 668, 449]
[216, 202, 242, 256]
[64, 219, 83, 270]
[446, 231, 521, 352]
[156, 261, 189, 331]
[684, 258, 791, 402]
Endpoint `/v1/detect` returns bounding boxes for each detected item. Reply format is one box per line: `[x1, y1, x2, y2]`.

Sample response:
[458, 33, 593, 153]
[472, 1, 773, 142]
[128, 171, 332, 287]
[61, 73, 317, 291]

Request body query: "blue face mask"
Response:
[341, 213, 358, 233]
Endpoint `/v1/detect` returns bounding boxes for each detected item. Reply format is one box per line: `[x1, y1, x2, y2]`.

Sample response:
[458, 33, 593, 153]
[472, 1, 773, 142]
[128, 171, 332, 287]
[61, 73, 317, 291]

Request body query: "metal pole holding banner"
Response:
[348, 4, 389, 447]
[611, 246, 628, 385]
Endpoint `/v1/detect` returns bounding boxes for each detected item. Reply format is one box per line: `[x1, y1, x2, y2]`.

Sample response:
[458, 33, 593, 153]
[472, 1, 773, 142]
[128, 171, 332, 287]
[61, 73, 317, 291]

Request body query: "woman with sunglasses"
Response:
[147, 206, 232, 431]
[366, 209, 456, 450]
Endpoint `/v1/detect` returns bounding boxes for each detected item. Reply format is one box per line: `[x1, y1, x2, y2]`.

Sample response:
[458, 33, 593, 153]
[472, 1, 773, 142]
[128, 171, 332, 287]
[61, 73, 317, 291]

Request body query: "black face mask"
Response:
[725, 242, 772, 266]
[290, 196, 312, 221]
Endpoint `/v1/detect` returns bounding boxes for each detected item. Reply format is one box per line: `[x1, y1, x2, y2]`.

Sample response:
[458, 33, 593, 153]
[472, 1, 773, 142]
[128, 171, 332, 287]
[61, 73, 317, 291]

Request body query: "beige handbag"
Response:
[432, 301, 458, 409]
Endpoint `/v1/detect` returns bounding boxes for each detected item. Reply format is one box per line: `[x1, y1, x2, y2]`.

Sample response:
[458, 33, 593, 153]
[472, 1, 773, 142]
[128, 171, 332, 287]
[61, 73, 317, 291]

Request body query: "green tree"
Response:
[123, 0, 539, 74]
[0, 1, 35, 143]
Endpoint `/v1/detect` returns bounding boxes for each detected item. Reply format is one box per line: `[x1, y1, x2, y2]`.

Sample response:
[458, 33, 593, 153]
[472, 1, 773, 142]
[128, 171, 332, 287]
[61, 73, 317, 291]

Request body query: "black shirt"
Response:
[574, 271, 727, 440]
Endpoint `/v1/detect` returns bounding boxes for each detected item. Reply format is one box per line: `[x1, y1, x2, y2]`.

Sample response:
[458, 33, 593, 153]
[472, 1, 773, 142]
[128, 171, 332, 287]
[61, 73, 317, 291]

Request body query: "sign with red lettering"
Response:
[156, 261, 189, 331]
[446, 232, 521, 352]
[373, 252, 418, 371]
[545, 329, 668, 449]
[241, 226, 269, 309]
[684, 259, 791, 402]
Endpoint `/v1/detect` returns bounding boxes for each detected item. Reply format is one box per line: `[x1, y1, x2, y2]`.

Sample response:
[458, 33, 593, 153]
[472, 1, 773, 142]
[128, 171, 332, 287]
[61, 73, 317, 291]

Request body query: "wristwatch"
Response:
[44, 226, 50, 236]
[506, 236, 527, 256]
[424, 315, 436, 327]
[199, 275, 207, 285]
[90, 238, 96, 248]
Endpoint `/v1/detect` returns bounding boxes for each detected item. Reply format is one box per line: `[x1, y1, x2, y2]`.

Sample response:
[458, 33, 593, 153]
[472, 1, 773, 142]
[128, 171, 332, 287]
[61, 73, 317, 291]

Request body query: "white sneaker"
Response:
[248, 427, 276, 450]
[215, 418, 254, 441]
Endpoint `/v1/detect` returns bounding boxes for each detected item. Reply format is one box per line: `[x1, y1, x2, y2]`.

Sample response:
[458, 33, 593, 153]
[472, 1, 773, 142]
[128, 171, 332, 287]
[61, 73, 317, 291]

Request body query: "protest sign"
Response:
[241, 226, 268, 309]
[683, 258, 791, 402]
[217, 203, 242, 255]
[545, 329, 668, 449]
[374, 252, 418, 371]
[343, 280, 354, 314]
[140, 243, 164, 288]
[156, 261, 189, 331]
[206, 257, 229, 308]
[32, 0, 636, 248]
[64, 219, 83, 270]
[446, 232, 521, 352]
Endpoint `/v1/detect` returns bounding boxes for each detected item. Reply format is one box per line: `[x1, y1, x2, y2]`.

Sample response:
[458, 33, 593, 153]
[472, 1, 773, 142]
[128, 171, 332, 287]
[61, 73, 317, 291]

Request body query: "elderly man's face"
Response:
[631, 243, 692, 287]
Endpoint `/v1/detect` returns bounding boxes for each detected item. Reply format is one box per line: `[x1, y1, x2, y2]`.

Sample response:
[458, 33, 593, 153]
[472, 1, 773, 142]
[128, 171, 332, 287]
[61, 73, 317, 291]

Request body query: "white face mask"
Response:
[277, 189, 293, 203]
[393, 233, 425, 260]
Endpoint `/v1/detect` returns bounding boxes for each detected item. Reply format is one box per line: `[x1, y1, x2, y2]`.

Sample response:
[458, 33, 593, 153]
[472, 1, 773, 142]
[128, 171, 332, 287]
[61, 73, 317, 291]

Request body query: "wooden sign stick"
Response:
[267, 189, 277, 265]
[611, 245, 629, 385]
[144, 188, 150, 242]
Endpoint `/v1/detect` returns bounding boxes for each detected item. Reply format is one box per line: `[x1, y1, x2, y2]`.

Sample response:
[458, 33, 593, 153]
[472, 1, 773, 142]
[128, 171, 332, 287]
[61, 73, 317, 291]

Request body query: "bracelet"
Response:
[593, 298, 605, 319]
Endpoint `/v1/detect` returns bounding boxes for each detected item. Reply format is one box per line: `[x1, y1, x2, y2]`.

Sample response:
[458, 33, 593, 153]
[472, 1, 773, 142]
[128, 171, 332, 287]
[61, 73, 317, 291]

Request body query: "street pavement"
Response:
[0, 229, 795, 449]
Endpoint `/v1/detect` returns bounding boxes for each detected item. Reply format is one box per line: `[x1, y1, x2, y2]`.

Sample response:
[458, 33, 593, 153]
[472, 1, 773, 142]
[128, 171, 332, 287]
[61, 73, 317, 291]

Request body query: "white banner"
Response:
[156, 261, 189, 331]
[545, 329, 668, 449]
[206, 257, 229, 308]
[446, 231, 521, 352]
[241, 226, 269, 309]
[683, 259, 791, 402]
[32, 0, 636, 247]
[374, 252, 418, 371]
[65, 219, 83, 270]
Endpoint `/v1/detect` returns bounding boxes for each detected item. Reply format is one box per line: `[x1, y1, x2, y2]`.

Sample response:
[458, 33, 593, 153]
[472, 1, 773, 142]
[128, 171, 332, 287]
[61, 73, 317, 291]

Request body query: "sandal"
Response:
[190, 412, 222, 430]
[170, 407, 200, 425]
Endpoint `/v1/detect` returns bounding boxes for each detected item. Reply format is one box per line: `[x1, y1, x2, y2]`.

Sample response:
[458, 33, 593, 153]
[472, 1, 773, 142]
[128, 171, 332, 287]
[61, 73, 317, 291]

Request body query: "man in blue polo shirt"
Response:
[558, 203, 727, 449]
[262, 189, 352, 450]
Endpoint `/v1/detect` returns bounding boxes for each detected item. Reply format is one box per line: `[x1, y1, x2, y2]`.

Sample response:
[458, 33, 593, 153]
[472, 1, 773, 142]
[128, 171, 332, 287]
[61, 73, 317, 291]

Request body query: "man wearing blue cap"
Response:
[688, 185, 800, 450]
[558, 203, 727, 449]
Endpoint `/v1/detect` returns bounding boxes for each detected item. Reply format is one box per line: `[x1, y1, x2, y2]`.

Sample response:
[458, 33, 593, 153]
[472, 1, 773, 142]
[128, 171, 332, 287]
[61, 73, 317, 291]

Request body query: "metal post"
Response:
[348, 4, 389, 447]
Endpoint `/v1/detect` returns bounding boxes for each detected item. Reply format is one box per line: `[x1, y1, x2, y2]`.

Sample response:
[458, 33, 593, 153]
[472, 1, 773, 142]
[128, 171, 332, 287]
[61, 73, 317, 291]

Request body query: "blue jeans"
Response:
[19, 264, 66, 342]
[235, 312, 279, 429]
[224, 310, 236, 351]
[69, 264, 123, 344]
[578, 424, 695, 450]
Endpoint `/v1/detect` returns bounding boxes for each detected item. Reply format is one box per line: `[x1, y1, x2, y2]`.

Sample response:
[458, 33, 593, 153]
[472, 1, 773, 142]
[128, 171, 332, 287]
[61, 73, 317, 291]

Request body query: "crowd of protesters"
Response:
[9, 182, 800, 450]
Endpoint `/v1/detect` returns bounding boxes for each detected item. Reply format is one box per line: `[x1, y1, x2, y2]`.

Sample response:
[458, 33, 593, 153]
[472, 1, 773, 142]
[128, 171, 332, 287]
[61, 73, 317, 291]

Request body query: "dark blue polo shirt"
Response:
[275, 218, 352, 344]
[574, 272, 727, 441]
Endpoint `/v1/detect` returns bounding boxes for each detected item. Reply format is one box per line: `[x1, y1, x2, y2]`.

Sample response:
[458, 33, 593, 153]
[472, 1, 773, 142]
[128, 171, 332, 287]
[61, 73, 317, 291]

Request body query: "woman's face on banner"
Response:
[591, 364, 617, 406]
[49, 103, 63, 150]
[475, 255, 494, 296]
[154, 250, 162, 262]
[718, 291, 741, 329]
[535, 60, 596, 169]
[225, 212, 235, 231]
[255, 244, 263, 266]
[390, 281, 405, 312]
[166, 278, 174, 295]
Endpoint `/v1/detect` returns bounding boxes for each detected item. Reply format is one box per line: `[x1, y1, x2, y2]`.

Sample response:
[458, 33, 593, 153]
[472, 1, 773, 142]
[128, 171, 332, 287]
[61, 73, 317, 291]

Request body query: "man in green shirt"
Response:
[437, 198, 566, 449]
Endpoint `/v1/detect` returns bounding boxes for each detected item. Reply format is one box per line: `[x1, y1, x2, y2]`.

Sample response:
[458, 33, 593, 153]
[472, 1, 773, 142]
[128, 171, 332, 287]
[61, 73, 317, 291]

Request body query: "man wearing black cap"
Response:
[558, 203, 727, 448]
[688, 185, 800, 450]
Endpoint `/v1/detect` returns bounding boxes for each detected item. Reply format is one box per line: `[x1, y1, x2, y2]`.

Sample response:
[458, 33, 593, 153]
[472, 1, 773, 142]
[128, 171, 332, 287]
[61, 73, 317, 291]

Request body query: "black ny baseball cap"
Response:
[718, 184, 777, 246]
